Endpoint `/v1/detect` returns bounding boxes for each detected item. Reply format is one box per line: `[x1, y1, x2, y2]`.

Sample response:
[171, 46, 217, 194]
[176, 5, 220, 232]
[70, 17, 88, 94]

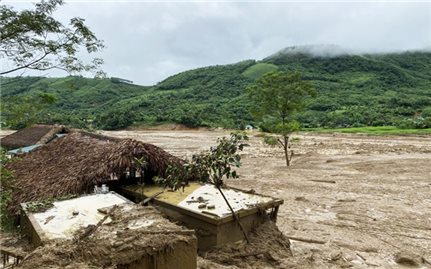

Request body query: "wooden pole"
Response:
[216, 185, 250, 244]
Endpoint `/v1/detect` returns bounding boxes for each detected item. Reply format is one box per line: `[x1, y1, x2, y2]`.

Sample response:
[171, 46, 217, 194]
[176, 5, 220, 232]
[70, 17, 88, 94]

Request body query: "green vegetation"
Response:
[25, 200, 55, 213]
[242, 63, 278, 80]
[248, 71, 315, 166]
[1, 76, 150, 129]
[306, 126, 431, 135]
[158, 132, 250, 242]
[0, 0, 104, 76]
[2, 91, 57, 129]
[24, 194, 78, 213]
[1, 148, 15, 231]
[1, 49, 431, 131]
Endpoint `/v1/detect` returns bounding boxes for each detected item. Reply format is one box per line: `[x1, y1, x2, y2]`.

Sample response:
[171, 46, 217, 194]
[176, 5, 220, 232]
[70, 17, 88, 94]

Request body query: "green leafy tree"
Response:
[156, 133, 249, 189]
[0, 149, 15, 231]
[0, 0, 104, 76]
[1, 92, 58, 129]
[247, 71, 316, 166]
[189, 132, 250, 242]
[95, 109, 134, 130]
[187, 132, 249, 187]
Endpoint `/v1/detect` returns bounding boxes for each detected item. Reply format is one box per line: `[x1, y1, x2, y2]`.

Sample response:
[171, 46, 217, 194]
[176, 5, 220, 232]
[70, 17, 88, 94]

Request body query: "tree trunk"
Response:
[283, 135, 290, 166]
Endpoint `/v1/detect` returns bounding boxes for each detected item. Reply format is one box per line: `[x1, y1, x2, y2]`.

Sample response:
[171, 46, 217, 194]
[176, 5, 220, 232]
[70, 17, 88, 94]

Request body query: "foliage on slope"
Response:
[1, 49, 431, 130]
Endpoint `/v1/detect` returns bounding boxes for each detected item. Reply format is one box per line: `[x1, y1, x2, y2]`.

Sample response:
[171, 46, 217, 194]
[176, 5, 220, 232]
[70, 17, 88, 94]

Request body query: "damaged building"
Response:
[2, 127, 285, 269]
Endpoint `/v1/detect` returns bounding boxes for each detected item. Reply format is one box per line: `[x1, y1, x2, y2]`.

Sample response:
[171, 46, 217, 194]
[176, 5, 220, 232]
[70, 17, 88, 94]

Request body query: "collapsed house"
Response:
[20, 192, 130, 246]
[1, 124, 68, 154]
[4, 128, 285, 268]
[4, 131, 197, 268]
[19, 202, 197, 269]
[121, 182, 283, 250]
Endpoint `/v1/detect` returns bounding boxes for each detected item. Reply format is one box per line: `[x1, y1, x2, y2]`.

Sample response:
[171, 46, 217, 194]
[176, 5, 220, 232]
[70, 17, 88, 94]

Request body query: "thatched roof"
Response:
[6, 131, 186, 215]
[0, 125, 67, 150]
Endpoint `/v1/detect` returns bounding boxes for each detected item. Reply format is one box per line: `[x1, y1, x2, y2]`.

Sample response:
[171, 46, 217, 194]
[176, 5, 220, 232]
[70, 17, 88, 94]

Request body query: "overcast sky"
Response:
[5, 0, 431, 85]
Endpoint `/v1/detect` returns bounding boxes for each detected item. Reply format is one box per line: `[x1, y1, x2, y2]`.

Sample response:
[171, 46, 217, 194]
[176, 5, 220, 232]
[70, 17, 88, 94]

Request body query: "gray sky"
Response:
[6, 0, 431, 85]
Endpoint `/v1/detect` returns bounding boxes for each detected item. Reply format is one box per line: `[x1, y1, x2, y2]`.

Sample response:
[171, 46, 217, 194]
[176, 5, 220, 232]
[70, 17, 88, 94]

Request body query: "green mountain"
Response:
[2, 47, 431, 130]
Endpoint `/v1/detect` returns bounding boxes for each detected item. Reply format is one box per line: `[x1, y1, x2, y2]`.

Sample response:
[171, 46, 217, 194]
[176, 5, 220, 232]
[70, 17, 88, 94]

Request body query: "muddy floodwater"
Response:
[102, 130, 431, 268]
[1, 129, 430, 268]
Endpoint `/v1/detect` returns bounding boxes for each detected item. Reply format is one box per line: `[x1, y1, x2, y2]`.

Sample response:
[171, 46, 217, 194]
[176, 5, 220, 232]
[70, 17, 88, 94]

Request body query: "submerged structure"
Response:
[19, 198, 197, 269]
[121, 182, 283, 249]
[5, 127, 285, 268]
[20, 192, 130, 246]
[0, 124, 68, 153]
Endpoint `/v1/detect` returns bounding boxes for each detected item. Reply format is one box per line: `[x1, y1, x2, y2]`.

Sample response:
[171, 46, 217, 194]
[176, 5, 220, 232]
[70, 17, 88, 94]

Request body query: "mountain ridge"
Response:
[1, 48, 431, 130]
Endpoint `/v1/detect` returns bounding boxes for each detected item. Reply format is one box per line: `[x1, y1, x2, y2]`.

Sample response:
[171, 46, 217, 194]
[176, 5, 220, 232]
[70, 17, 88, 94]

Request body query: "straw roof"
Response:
[0, 124, 67, 150]
[6, 131, 186, 215]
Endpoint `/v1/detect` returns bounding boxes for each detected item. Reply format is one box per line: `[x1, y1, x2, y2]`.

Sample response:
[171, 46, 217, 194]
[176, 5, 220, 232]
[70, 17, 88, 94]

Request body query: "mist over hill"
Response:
[2, 47, 431, 130]
[267, 44, 352, 58]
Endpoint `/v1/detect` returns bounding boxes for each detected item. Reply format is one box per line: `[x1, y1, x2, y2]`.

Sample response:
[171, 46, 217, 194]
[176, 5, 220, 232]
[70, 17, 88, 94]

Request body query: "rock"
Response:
[394, 251, 422, 267]
[423, 255, 431, 266]
[295, 196, 308, 202]
[330, 251, 342, 261]
[363, 247, 378, 253]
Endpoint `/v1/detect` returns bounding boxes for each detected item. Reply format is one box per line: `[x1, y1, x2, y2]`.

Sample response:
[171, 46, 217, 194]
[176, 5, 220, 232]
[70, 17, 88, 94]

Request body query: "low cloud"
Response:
[5, 1, 431, 85]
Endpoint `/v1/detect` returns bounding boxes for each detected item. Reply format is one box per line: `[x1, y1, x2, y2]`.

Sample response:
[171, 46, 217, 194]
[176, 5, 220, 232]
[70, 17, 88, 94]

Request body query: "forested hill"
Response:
[2, 48, 431, 130]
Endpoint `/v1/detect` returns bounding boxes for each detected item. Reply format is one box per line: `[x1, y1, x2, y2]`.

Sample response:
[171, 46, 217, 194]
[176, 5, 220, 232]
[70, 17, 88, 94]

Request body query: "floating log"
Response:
[309, 179, 336, 184]
[287, 236, 326, 244]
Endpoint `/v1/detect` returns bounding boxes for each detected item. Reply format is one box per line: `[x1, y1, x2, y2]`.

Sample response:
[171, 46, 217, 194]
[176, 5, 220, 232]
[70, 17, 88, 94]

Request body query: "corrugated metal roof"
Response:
[8, 144, 42, 155]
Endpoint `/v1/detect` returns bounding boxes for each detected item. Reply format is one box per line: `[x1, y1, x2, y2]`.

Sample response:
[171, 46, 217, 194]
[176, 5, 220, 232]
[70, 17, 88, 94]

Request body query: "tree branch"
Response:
[0, 51, 50, 75]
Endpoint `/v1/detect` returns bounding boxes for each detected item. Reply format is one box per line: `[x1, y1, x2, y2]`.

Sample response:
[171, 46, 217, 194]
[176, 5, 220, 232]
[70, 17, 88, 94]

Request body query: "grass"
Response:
[304, 126, 431, 135]
[242, 63, 278, 80]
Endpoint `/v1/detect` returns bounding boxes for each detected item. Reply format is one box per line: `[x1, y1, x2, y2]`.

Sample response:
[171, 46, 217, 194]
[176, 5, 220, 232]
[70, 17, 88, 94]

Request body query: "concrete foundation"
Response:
[19, 200, 198, 269]
[121, 183, 283, 250]
[20, 192, 129, 246]
[127, 240, 197, 269]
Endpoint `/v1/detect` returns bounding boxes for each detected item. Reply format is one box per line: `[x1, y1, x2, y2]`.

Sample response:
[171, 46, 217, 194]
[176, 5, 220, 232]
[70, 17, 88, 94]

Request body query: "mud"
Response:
[102, 130, 431, 268]
[2, 129, 430, 268]
[17, 204, 196, 269]
[200, 221, 291, 269]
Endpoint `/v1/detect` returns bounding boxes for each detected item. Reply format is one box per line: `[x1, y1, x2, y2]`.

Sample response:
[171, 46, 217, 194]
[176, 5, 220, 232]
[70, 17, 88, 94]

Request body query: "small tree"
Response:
[187, 132, 248, 187]
[247, 71, 315, 166]
[157, 132, 250, 242]
[0, 0, 104, 76]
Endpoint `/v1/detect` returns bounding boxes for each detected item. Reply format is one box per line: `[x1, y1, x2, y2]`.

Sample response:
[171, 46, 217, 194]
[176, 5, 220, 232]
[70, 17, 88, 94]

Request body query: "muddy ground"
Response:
[101, 130, 431, 268]
[1, 129, 430, 268]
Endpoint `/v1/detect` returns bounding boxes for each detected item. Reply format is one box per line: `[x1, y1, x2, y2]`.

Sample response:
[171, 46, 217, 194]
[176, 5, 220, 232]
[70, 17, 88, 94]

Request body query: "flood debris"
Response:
[20, 192, 129, 245]
[18, 204, 197, 269]
[121, 182, 283, 249]
[287, 236, 326, 245]
[394, 251, 422, 267]
[201, 221, 291, 268]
